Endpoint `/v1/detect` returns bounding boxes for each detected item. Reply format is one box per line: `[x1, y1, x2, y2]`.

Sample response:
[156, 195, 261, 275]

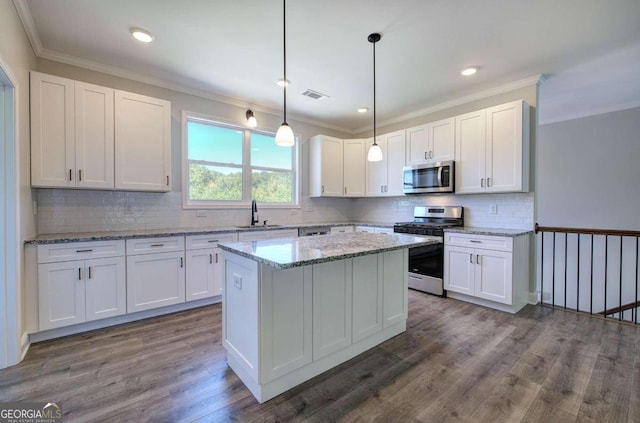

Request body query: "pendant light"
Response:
[275, 0, 295, 147]
[245, 109, 257, 127]
[367, 33, 383, 162]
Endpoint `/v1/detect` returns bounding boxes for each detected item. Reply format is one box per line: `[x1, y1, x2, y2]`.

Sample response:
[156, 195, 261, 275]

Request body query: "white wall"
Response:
[537, 107, 640, 230]
[0, 0, 37, 367]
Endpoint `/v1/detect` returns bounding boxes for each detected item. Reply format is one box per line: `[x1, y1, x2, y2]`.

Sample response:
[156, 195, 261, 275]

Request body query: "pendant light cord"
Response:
[283, 0, 287, 124]
[372, 37, 376, 146]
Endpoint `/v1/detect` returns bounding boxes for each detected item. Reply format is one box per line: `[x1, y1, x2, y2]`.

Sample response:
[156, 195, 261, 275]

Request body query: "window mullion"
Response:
[242, 129, 252, 201]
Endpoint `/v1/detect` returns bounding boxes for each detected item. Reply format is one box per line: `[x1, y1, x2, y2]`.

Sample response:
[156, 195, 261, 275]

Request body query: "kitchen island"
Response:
[218, 232, 439, 403]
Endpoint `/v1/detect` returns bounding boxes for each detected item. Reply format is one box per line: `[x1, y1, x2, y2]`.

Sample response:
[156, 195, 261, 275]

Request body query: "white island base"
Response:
[222, 249, 408, 403]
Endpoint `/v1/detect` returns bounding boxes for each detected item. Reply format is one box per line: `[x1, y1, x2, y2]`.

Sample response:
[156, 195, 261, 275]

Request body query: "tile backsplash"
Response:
[36, 189, 533, 234]
[352, 192, 534, 230]
[35, 189, 355, 234]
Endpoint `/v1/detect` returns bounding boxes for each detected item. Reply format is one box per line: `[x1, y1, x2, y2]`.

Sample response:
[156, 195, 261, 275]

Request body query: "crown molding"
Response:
[353, 74, 544, 134]
[539, 100, 640, 126]
[35, 49, 353, 135]
[12, 0, 43, 56]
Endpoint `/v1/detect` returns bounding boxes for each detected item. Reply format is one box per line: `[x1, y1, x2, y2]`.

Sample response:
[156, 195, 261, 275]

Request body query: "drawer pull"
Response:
[150, 244, 164, 247]
[470, 240, 482, 243]
[207, 240, 219, 243]
[76, 249, 93, 253]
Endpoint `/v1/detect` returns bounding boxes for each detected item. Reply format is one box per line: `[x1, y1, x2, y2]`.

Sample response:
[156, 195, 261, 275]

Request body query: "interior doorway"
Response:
[0, 60, 18, 369]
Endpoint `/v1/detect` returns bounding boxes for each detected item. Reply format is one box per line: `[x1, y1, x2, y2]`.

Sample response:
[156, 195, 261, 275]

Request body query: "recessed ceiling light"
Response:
[460, 66, 479, 76]
[130, 27, 155, 43]
[357, 107, 368, 113]
[276, 78, 290, 88]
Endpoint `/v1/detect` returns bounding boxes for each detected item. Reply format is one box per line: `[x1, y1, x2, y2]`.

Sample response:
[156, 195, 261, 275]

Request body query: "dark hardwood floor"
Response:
[1, 291, 638, 422]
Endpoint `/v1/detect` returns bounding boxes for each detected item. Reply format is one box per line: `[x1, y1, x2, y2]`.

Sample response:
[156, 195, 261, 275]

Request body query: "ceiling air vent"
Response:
[301, 89, 329, 101]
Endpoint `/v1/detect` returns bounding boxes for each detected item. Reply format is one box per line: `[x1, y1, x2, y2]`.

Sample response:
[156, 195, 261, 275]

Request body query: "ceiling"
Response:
[17, 0, 640, 133]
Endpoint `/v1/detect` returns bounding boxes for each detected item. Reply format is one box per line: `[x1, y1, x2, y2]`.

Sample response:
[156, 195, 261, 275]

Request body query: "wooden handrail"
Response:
[535, 223, 640, 237]
[599, 301, 640, 316]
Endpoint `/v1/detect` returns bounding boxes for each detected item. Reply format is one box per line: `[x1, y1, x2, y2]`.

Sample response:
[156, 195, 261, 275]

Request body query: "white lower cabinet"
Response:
[352, 254, 383, 342]
[185, 233, 237, 300]
[444, 232, 530, 313]
[238, 229, 298, 242]
[126, 237, 185, 313]
[330, 226, 354, 234]
[354, 226, 393, 234]
[37, 241, 126, 331]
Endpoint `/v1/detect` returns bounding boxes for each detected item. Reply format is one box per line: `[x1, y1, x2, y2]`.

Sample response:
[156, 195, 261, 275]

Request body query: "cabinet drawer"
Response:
[444, 233, 512, 252]
[126, 236, 185, 255]
[37, 240, 125, 263]
[186, 232, 237, 250]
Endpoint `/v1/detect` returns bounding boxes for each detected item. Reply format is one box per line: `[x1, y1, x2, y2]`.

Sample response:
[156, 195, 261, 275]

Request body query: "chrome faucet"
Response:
[251, 199, 258, 226]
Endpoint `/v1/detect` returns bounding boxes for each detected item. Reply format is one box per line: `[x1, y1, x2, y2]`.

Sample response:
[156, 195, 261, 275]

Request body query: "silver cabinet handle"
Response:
[344, 186, 347, 194]
[209, 254, 213, 264]
[69, 169, 73, 181]
[487, 177, 491, 187]
[88, 266, 92, 279]
[476, 255, 480, 265]
[215, 253, 219, 264]
[430, 151, 433, 159]
[207, 239, 219, 243]
[78, 169, 82, 181]
[470, 240, 481, 243]
[150, 244, 164, 247]
[425, 151, 428, 160]
[180, 257, 183, 268]
[166, 175, 170, 186]
[480, 178, 484, 187]
[469, 253, 473, 263]
[78, 268, 82, 280]
[76, 249, 93, 253]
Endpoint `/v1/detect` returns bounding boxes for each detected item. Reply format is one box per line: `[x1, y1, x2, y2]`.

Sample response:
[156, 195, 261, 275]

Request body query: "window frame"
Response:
[181, 110, 300, 209]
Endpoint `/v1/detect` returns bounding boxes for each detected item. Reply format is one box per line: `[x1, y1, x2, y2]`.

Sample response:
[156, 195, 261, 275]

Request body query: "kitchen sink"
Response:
[235, 225, 282, 229]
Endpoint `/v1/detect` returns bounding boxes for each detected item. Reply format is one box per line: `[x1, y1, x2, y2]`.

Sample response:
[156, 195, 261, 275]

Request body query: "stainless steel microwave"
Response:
[403, 161, 455, 194]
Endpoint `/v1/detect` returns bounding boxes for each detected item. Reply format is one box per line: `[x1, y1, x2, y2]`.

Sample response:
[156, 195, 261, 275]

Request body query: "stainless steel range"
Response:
[394, 206, 463, 296]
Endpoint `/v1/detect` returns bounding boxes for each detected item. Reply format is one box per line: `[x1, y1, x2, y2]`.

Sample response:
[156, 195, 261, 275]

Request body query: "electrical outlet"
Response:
[489, 204, 497, 214]
[196, 210, 206, 217]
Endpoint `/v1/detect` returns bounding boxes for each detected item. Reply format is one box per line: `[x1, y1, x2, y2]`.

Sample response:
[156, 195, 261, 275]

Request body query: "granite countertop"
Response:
[444, 227, 533, 237]
[24, 222, 394, 245]
[219, 232, 441, 270]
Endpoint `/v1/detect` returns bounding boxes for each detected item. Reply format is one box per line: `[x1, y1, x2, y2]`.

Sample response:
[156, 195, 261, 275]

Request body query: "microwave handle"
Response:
[437, 166, 443, 187]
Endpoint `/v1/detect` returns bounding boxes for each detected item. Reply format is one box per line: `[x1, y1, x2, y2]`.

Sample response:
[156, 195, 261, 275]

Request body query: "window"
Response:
[183, 112, 298, 208]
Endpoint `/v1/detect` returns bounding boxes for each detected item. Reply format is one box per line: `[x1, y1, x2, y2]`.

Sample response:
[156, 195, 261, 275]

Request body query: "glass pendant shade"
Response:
[367, 143, 383, 162]
[246, 110, 257, 127]
[275, 122, 295, 147]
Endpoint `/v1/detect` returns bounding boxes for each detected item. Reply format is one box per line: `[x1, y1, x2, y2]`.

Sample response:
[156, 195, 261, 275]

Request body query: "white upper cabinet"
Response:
[406, 118, 455, 165]
[343, 138, 366, 197]
[455, 100, 529, 194]
[365, 130, 406, 196]
[31, 72, 114, 189]
[309, 135, 344, 197]
[115, 90, 172, 192]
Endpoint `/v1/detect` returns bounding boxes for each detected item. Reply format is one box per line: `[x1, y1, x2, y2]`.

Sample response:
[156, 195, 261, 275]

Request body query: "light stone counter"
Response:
[218, 232, 440, 270]
[444, 227, 533, 237]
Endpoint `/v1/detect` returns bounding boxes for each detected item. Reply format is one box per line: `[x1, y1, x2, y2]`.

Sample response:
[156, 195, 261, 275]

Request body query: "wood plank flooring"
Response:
[1, 291, 638, 422]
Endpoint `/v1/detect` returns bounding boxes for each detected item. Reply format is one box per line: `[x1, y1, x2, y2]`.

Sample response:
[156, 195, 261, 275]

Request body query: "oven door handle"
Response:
[437, 166, 443, 187]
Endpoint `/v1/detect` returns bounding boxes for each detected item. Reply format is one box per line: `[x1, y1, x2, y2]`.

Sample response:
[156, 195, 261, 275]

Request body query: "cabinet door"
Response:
[238, 231, 272, 242]
[444, 245, 475, 295]
[429, 118, 455, 163]
[475, 250, 512, 305]
[382, 250, 408, 327]
[455, 110, 486, 194]
[212, 247, 224, 296]
[85, 257, 126, 321]
[321, 136, 344, 196]
[185, 248, 216, 300]
[313, 260, 352, 359]
[115, 90, 171, 192]
[343, 138, 366, 197]
[75, 82, 114, 189]
[126, 251, 185, 312]
[384, 131, 406, 196]
[30, 72, 75, 188]
[365, 137, 387, 196]
[485, 100, 525, 193]
[352, 254, 382, 342]
[406, 125, 429, 165]
[38, 260, 85, 330]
